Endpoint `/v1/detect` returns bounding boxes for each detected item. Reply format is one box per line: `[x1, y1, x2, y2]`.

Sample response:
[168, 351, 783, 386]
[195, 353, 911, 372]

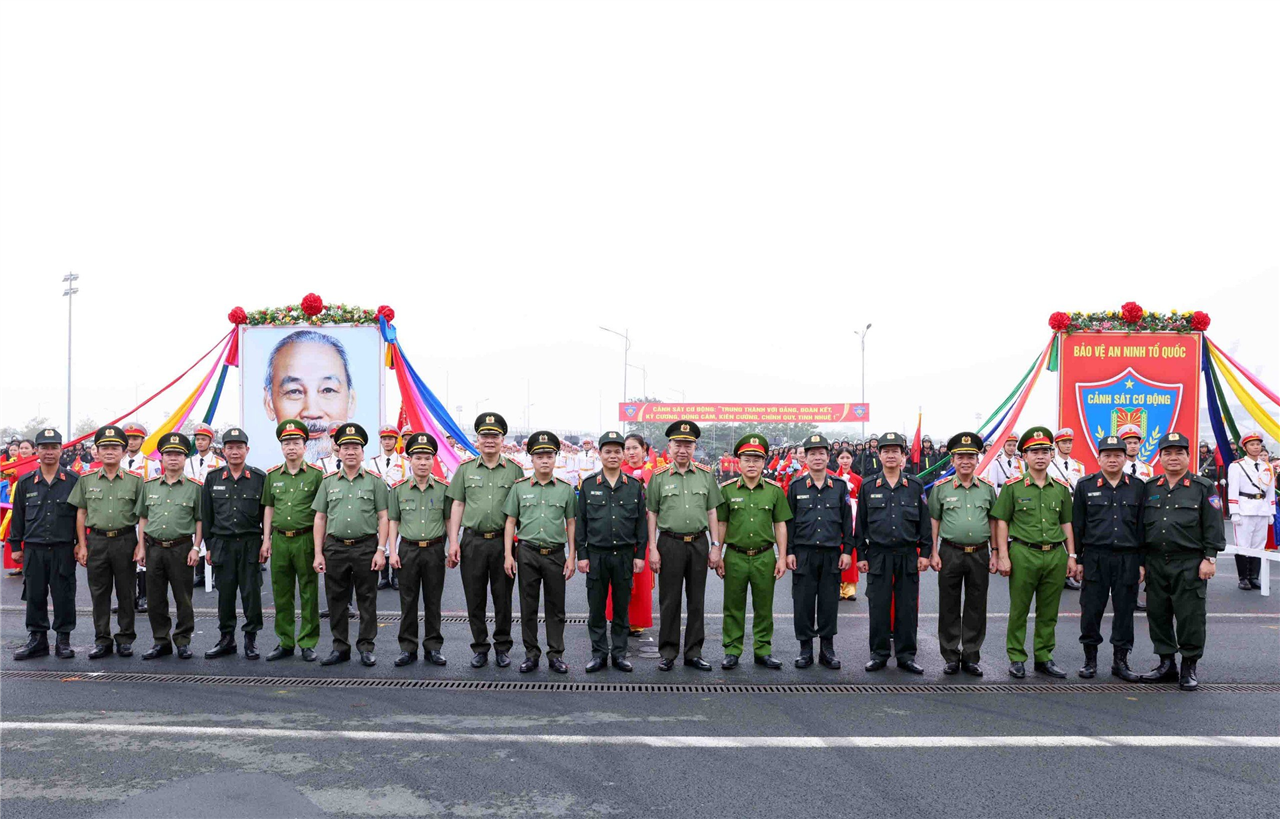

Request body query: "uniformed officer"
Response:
[982, 432, 1025, 489]
[992, 426, 1075, 678]
[9, 428, 79, 660]
[1119, 425, 1155, 479]
[446, 412, 525, 669]
[786, 434, 854, 669]
[915, 435, 942, 477]
[200, 427, 267, 659]
[928, 431, 998, 676]
[716, 433, 792, 670]
[185, 423, 224, 588]
[1072, 434, 1145, 681]
[1227, 430, 1274, 590]
[388, 432, 453, 667]
[854, 431, 930, 674]
[1051, 428, 1086, 490]
[68, 425, 144, 658]
[1139, 432, 1225, 691]
[135, 432, 204, 659]
[123, 421, 158, 612]
[647, 420, 722, 671]
[260, 419, 325, 661]
[576, 430, 647, 672]
[858, 437, 881, 477]
[312, 422, 389, 667]
[502, 431, 576, 674]
[366, 424, 410, 590]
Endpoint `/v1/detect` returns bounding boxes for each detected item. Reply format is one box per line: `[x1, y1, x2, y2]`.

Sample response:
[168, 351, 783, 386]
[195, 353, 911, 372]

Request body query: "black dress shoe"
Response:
[1008, 661, 1026, 678]
[395, 651, 417, 667]
[204, 635, 237, 659]
[425, 651, 447, 666]
[1238, 578, 1253, 590]
[612, 656, 633, 672]
[898, 659, 925, 675]
[1178, 658, 1199, 691]
[943, 661, 960, 675]
[1141, 655, 1179, 683]
[585, 657, 607, 673]
[54, 634, 75, 659]
[865, 658, 888, 672]
[89, 643, 112, 660]
[1111, 649, 1139, 682]
[721, 654, 740, 670]
[359, 651, 376, 667]
[549, 657, 568, 674]
[320, 650, 350, 666]
[519, 657, 539, 673]
[795, 653, 814, 669]
[1249, 578, 1262, 590]
[135, 595, 148, 613]
[301, 648, 318, 662]
[390, 576, 399, 591]
[14, 633, 49, 661]
[470, 652, 489, 669]
[495, 651, 511, 668]
[1064, 576, 1081, 590]
[961, 661, 983, 677]
[118, 643, 133, 657]
[266, 645, 294, 661]
[243, 634, 259, 660]
[657, 657, 675, 671]
[176, 645, 193, 659]
[377, 577, 392, 590]
[754, 655, 783, 670]
[818, 650, 841, 670]
[1035, 659, 1066, 678]
[683, 657, 712, 671]
[142, 643, 172, 660]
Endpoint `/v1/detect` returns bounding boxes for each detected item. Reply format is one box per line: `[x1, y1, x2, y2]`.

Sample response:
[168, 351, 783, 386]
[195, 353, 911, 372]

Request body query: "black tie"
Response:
[1130, 463, 1136, 475]
[386, 457, 391, 468]
[199, 456, 204, 468]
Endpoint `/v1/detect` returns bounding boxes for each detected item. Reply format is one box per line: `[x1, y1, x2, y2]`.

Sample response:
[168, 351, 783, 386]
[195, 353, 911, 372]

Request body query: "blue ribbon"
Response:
[1201, 336, 1234, 472]
[379, 317, 479, 457]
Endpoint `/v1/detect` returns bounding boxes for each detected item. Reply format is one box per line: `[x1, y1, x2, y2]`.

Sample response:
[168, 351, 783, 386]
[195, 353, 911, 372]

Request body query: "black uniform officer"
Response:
[200, 427, 267, 660]
[785, 434, 854, 669]
[858, 437, 882, 477]
[9, 428, 79, 660]
[576, 430, 647, 673]
[1072, 434, 1146, 681]
[854, 431, 931, 673]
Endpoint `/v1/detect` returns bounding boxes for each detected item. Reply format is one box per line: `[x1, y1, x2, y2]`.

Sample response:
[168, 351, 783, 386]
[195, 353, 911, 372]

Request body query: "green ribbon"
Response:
[1207, 353, 1241, 441]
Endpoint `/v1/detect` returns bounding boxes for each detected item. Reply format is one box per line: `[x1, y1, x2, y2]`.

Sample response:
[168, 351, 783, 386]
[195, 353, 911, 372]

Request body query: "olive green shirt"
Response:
[928, 476, 999, 545]
[445, 456, 525, 532]
[135, 474, 203, 539]
[646, 464, 720, 533]
[261, 461, 325, 532]
[717, 478, 792, 549]
[312, 468, 389, 539]
[991, 473, 1073, 545]
[1141, 473, 1226, 559]
[68, 468, 143, 531]
[503, 476, 576, 546]
[389, 476, 453, 542]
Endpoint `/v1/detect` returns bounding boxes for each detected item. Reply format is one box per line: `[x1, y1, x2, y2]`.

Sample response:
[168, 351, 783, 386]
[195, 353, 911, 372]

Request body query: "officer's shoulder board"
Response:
[1050, 475, 1071, 489]
[389, 477, 407, 489]
[514, 475, 532, 484]
[693, 462, 711, 472]
[653, 464, 672, 476]
[718, 478, 737, 488]
[267, 463, 284, 474]
[324, 470, 339, 478]
[976, 475, 995, 487]
[144, 475, 163, 483]
[554, 477, 571, 486]
[436, 475, 450, 486]
[458, 455, 476, 466]
[763, 477, 782, 489]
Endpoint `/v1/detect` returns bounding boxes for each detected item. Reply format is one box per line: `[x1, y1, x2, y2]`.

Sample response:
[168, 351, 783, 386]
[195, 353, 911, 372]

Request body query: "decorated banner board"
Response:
[619, 403, 871, 424]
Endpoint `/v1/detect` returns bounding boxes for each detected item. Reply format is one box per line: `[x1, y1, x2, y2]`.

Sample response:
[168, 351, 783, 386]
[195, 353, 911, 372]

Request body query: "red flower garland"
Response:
[1191, 311, 1211, 331]
[228, 306, 248, 325]
[1120, 301, 1144, 323]
[1048, 311, 1071, 332]
[377, 305, 395, 322]
[301, 293, 324, 317]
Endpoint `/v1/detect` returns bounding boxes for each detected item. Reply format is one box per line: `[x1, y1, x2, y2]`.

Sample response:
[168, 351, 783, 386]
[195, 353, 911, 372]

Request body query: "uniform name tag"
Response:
[589, 490, 603, 496]
[944, 496, 958, 502]
[1086, 491, 1101, 497]
[870, 493, 883, 499]
[796, 494, 810, 500]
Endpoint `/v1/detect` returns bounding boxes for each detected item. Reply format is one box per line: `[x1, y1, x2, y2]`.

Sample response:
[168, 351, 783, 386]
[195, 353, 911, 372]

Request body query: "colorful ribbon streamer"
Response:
[142, 331, 234, 458]
[380, 317, 479, 462]
[1201, 337, 1234, 468]
[1207, 343, 1280, 441]
[1207, 337, 1280, 406]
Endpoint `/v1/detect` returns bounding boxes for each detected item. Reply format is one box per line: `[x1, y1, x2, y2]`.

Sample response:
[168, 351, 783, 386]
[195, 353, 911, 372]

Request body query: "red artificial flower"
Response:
[1120, 301, 1144, 323]
[1191, 311, 1211, 331]
[228, 306, 248, 325]
[377, 304, 395, 322]
[301, 293, 324, 316]
[1048, 311, 1071, 332]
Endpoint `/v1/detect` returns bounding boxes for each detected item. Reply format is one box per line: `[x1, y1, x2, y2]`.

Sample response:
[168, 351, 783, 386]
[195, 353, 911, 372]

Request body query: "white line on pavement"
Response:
[2, 722, 1277, 748]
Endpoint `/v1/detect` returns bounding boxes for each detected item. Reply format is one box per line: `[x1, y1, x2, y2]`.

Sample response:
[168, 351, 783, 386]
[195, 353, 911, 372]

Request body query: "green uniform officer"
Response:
[260, 419, 325, 662]
[312, 422, 389, 667]
[716, 433, 791, 670]
[69, 425, 144, 658]
[135, 432, 204, 660]
[1139, 432, 1225, 691]
[504, 431, 577, 674]
[388, 432, 454, 668]
[446, 412, 525, 669]
[992, 426, 1075, 679]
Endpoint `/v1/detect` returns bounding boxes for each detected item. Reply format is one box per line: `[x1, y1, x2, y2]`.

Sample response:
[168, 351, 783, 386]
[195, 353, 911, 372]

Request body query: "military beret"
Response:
[35, 427, 63, 446]
[123, 422, 148, 438]
[1096, 434, 1126, 453]
[1239, 431, 1263, 447]
[598, 431, 625, 449]
[1019, 427, 1054, 452]
[335, 423, 369, 447]
[94, 425, 127, 447]
[1054, 428, 1074, 442]
[735, 433, 768, 458]
[802, 434, 830, 451]
[1118, 424, 1143, 441]
[666, 420, 700, 441]
[1158, 432, 1191, 451]
[276, 419, 308, 442]
[527, 430, 560, 454]
[475, 412, 508, 435]
[222, 427, 249, 445]
[878, 431, 906, 450]
[406, 432, 438, 456]
[159, 432, 191, 454]
[946, 431, 981, 455]
[379, 425, 400, 439]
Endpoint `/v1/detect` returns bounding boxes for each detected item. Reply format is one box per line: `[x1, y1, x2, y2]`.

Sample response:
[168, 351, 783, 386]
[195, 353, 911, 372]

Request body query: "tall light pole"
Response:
[599, 326, 630, 403]
[62, 273, 79, 436]
[853, 323, 871, 438]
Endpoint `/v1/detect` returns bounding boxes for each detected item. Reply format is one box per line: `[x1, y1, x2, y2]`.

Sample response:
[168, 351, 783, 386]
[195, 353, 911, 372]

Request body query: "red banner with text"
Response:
[619, 403, 870, 424]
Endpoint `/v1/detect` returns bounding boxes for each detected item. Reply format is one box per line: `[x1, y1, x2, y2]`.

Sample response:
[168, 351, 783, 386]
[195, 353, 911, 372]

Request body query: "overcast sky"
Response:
[2, 0, 1276, 441]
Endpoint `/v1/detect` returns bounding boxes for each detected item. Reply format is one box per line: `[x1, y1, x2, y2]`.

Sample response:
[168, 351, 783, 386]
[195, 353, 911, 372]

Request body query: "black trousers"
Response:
[585, 548, 634, 659]
[146, 540, 195, 647]
[1079, 548, 1141, 650]
[209, 535, 264, 636]
[459, 531, 514, 654]
[518, 545, 567, 661]
[656, 532, 709, 662]
[322, 535, 379, 653]
[791, 546, 841, 644]
[397, 542, 447, 653]
[22, 543, 77, 634]
[865, 548, 919, 663]
[1235, 554, 1262, 581]
[87, 532, 135, 646]
[937, 543, 990, 663]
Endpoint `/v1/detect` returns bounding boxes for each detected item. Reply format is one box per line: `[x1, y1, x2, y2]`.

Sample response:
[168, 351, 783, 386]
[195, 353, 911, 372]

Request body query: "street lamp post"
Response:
[627, 362, 648, 398]
[853, 323, 871, 437]
[62, 273, 79, 436]
[599, 326, 630, 403]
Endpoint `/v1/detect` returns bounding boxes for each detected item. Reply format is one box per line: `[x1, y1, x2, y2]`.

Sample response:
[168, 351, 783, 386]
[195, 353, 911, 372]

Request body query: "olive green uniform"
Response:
[1142, 473, 1225, 660]
[928, 476, 998, 664]
[389, 476, 453, 653]
[717, 478, 792, 659]
[68, 468, 143, 648]
[647, 463, 720, 662]
[504, 475, 576, 661]
[135, 475, 203, 648]
[992, 474, 1073, 663]
[312, 468, 388, 653]
[445, 456, 524, 654]
[261, 462, 324, 650]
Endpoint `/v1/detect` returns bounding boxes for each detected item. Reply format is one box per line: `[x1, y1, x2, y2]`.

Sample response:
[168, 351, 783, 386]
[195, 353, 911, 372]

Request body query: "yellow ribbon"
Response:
[1208, 344, 1280, 441]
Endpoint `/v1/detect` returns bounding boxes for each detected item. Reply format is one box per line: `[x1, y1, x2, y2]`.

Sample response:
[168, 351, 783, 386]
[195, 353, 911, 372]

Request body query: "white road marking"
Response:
[2, 722, 1277, 748]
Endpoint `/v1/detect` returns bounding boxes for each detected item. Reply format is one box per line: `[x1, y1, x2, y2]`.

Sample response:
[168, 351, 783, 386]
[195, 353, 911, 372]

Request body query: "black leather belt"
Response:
[327, 534, 376, 547]
[726, 543, 773, 557]
[662, 530, 706, 543]
[942, 539, 989, 554]
[413, 536, 445, 548]
[146, 535, 193, 549]
[1239, 492, 1265, 500]
[93, 528, 132, 539]
[521, 542, 563, 556]
[1012, 539, 1061, 552]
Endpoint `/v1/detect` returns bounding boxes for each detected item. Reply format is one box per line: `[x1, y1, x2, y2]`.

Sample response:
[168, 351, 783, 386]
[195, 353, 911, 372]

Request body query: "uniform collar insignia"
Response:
[1157, 476, 1165, 486]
